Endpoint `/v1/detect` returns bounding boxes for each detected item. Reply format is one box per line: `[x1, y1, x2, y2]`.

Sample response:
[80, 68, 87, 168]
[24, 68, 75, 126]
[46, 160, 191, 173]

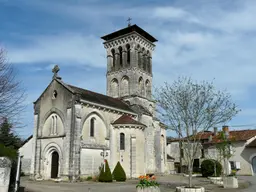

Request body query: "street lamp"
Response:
[100, 149, 108, 172]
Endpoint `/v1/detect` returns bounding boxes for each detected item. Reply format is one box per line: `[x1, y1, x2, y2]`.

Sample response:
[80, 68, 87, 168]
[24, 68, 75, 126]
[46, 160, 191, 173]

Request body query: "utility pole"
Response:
[178, 122, 183, 173]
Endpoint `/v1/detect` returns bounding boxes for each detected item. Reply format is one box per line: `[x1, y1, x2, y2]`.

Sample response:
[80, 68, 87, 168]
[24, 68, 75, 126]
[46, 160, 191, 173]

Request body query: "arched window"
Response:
[121, 76, 129, 96]
[147, 50, 151, 73]
[126, 44, 130, 65]
[142, 48, 146, 71]
[119, 46, 123, 68]
[111, 49, 116, 70]
[90, 118, 95, 137]
[51, 116, 54, 135]
[137, 45, 141, 68]
[145, 79, 151, 98]
[143, 55, 147, 71]
[110, 78, 119, 97]
[138, 77, 144, 96]
[120, 133, 125, 150]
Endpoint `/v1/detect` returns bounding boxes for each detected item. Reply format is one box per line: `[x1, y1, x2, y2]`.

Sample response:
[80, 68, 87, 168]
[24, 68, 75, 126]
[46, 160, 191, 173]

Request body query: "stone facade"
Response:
[26, 24, 167, 181]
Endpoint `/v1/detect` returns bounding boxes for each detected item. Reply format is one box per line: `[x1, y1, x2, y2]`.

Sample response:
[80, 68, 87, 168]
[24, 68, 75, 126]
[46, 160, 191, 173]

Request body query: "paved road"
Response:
[238, 176, 256, 192]
[20, 175, 254, 192]
[20, 179, 175, 192]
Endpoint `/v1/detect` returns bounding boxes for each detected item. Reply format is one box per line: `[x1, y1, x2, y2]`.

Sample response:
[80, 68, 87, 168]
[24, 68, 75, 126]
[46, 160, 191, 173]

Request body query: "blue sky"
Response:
[1, 0, 256, 139]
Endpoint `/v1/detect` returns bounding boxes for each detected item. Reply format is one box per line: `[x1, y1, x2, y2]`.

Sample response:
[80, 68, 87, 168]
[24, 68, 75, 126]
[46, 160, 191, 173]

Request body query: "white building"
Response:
[167, 126, 256, 176]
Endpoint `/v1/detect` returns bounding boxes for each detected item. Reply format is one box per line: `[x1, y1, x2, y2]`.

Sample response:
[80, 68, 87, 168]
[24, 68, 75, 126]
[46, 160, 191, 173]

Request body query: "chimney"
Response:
[213, 127, 218, 136]
[222, 125, 229, 137]
[208, 135, 212, 142]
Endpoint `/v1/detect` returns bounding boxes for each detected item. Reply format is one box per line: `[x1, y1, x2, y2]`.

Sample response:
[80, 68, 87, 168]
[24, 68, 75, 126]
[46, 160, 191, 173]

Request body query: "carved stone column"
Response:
[148, 57, 152, 74]
[115, 53, 120, 70]
[138, 51, 142, 69]
[107, 55, 113, 72]
[122, 51, 127, 67]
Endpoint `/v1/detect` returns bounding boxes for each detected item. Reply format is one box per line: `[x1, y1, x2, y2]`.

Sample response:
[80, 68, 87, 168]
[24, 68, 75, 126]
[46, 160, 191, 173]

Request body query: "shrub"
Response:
[86, 176, 93, 181]
[98, 160, 112, 182]
[112, 161, 126, 182]
[201, 159, 222, 177]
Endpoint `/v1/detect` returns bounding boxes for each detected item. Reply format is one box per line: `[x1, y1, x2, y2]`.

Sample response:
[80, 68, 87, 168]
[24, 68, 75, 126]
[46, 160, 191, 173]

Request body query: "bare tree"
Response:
[155, 77, 239, 188]
[0, 48, 26, 126]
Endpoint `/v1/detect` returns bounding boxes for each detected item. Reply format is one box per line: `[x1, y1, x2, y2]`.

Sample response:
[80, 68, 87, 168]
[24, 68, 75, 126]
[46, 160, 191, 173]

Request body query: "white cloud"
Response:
[4, 0, 256, 130]
[7, 34, 105, 67]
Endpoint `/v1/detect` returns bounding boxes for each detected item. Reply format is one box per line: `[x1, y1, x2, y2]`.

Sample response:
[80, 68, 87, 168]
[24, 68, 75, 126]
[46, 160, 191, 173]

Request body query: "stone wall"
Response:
[80, 148, 110, 176]
[0, 157, 12, 192]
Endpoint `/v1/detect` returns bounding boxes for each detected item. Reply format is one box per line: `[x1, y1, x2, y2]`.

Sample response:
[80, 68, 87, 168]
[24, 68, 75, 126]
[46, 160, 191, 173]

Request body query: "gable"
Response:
[33, 78, 74, 105]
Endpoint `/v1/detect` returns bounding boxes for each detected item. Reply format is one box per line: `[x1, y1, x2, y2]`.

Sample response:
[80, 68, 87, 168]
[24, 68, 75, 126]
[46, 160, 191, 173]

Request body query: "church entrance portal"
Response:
[51, 151, 59, 178]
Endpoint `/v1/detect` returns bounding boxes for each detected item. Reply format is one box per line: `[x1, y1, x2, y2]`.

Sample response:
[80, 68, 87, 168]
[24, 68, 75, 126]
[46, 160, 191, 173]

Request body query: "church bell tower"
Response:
[101, 23, 157, 112]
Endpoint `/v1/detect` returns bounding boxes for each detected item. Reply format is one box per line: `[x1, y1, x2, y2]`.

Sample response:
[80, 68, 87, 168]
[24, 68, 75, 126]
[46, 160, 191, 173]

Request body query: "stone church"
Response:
[27, 24, 167, 180]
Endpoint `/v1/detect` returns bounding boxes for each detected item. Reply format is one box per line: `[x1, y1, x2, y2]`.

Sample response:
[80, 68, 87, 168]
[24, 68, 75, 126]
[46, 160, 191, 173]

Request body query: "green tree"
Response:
[98, 160, 113, 182]
[112, 161, 126, 181]
[201, 159, 222, 177]
[0, 118, 23, 192]
[0, 118, 22, 149]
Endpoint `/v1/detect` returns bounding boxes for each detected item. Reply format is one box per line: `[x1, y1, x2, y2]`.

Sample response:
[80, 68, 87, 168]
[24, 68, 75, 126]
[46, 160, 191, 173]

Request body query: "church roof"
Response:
[101, 24, 158, 43]
[129, 104, 152, 116]
[112, 115, 145, 126]
[67, 84, 134, 113]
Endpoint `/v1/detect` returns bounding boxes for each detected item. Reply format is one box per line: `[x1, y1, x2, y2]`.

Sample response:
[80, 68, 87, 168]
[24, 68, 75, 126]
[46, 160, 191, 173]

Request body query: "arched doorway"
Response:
[252, 156, 256, 174]
[51, 151, 59, 178]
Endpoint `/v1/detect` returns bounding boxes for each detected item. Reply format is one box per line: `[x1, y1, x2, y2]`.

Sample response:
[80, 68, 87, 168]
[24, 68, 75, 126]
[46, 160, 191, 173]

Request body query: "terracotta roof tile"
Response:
[112, 115, 145, 126]
[203, 130, 256, 144]
[167, 129, 256, 144]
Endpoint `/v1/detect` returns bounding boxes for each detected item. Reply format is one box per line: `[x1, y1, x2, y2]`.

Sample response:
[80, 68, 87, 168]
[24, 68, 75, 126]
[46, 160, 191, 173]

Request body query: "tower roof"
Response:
[101, 24, 158, 43]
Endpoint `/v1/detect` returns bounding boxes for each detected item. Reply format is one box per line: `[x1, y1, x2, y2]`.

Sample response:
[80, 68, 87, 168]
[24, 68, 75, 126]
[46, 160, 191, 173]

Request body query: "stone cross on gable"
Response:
[127, 17, 132, 27]
[52, 65, 60, 79]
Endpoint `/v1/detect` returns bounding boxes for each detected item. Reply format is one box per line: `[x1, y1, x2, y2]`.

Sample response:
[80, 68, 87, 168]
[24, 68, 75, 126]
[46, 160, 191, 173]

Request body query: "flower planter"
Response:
[208, 177, 223, 185]
[183, 174, 201, 177]
[223, 177, 238, 188]
[176, 186, 205, 192]
[136, 186, 160, 192]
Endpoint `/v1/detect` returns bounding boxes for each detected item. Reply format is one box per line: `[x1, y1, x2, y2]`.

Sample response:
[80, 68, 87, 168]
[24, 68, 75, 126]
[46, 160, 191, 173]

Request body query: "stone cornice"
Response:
[37, 134, 66, 139]
[80, 99, 137, 116]
[103, 32, 155, 51]
[107, 67, 153, 77]
[113, 124, 145, 130]
[80, 142, 109, 150]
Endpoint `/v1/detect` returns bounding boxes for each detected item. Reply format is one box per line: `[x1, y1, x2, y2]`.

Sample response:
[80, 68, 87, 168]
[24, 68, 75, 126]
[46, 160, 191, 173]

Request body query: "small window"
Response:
[126, 44, 130, 65]
[120, 133, 125, 150]
[180, 149, 184, 158]
[201, 149, 205, 158]
[230, 161, 235, 170]
[90, 118, 95, 137]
